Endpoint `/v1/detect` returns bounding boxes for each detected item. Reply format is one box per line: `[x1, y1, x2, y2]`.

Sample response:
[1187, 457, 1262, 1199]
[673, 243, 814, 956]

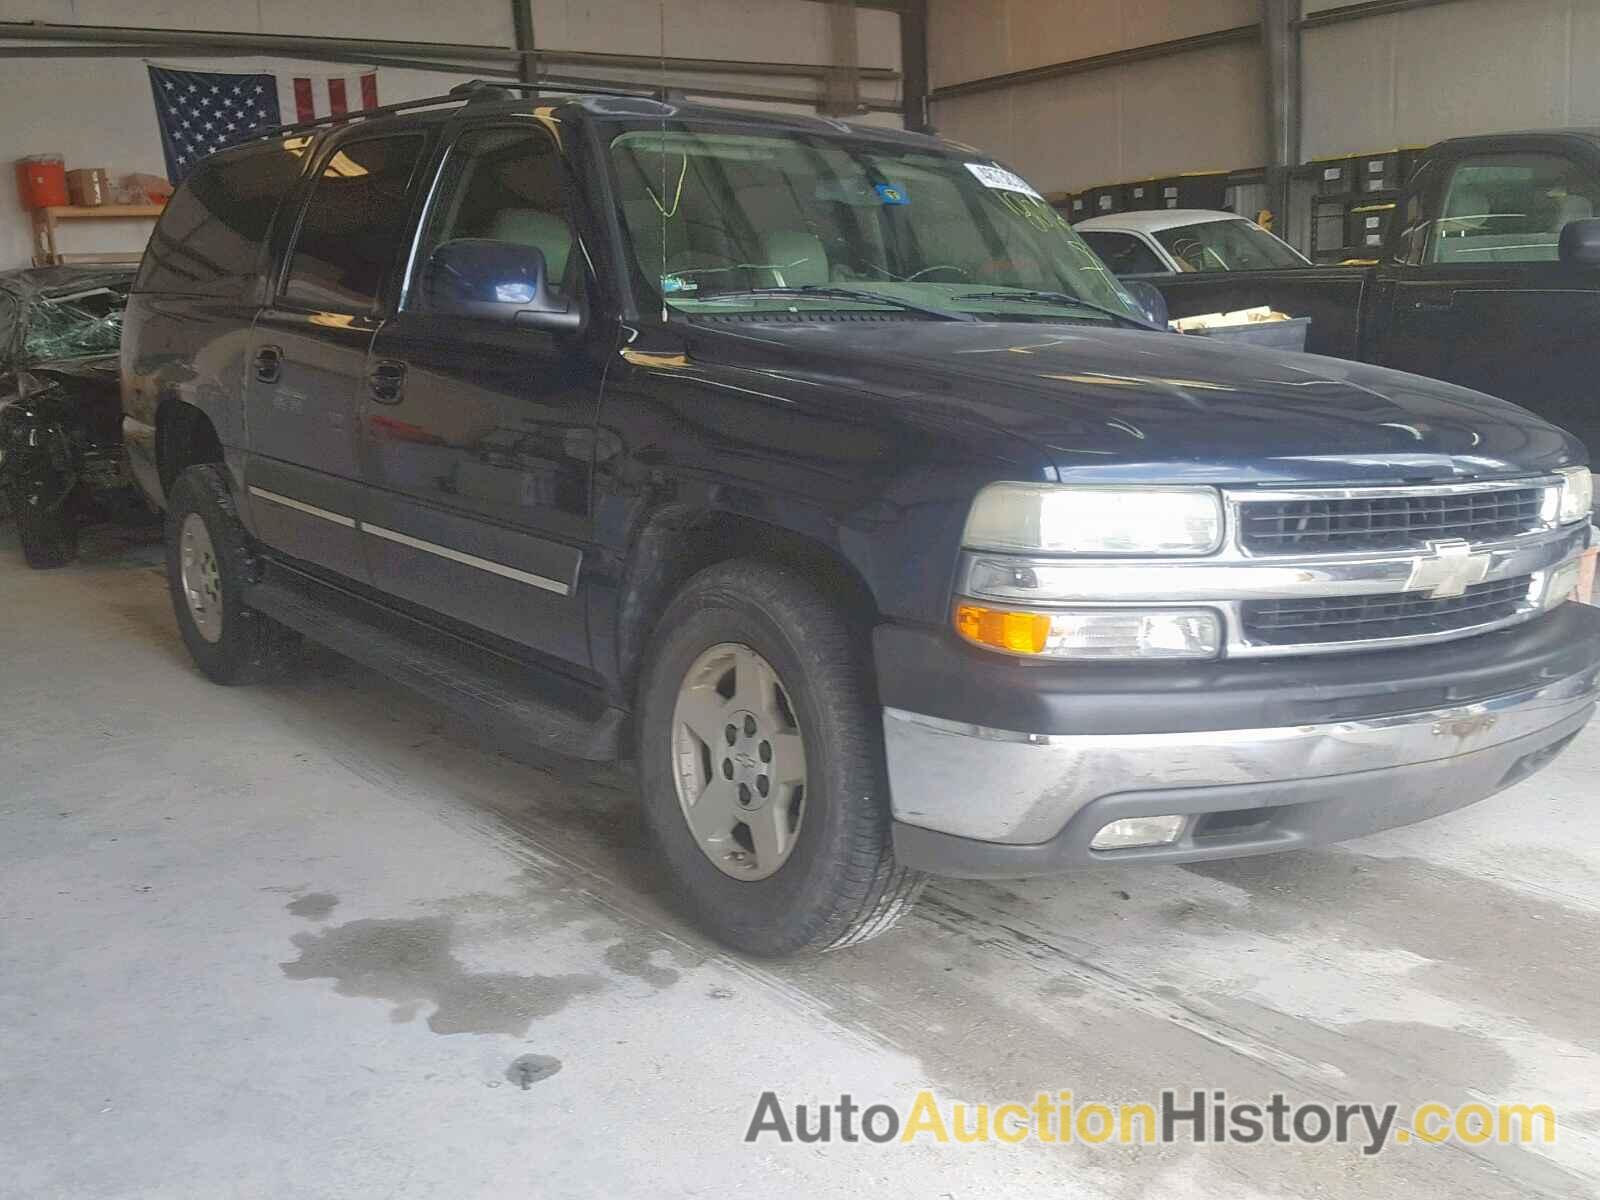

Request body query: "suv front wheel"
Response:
[165, 465, 300, 684]
[636, 559, 925, 956]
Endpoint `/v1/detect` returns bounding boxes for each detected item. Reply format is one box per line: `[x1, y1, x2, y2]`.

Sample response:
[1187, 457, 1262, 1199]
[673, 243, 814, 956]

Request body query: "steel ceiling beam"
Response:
[0, 20, 899, 81]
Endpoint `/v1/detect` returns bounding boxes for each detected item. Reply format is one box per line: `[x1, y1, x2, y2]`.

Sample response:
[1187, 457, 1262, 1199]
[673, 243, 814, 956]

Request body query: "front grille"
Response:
[1238, 487, 1545, 555]
[1241, 576, 1534, 646]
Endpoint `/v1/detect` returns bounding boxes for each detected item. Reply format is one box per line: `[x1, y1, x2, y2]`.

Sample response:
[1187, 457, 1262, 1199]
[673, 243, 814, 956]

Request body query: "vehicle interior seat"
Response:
[1553, 193, 1595, 231]
[760, 231, 829, 286]
[488, 208, 573, 291]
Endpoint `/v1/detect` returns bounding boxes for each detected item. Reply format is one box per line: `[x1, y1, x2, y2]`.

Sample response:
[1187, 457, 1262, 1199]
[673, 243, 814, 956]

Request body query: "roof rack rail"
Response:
[248, 76, 665, 142]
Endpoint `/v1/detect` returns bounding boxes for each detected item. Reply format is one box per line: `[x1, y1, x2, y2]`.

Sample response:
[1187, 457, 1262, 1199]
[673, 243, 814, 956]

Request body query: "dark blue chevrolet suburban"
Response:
[121, 85, 1600, 955]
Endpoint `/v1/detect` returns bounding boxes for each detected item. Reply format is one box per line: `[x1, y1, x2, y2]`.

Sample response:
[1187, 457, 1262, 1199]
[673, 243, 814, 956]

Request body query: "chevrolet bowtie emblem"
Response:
[1406, 538, 1493, 599]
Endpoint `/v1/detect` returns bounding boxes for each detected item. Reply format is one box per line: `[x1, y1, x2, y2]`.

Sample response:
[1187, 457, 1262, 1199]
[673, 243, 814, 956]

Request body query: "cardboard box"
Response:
[66, 167, 109, 207]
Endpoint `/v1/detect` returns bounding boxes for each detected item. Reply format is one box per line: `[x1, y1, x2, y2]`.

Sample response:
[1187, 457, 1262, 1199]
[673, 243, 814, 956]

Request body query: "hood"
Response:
[679, 320, 1583, 485]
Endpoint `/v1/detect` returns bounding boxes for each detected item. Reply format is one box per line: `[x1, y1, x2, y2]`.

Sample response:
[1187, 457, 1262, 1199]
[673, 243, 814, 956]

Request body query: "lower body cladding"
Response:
[876, 603, 1600, 878]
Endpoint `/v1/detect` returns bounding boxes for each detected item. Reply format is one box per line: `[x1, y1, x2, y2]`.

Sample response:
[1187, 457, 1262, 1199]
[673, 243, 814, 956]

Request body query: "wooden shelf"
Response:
[39, 203, 165, 221]
[30, 202, 165, 266]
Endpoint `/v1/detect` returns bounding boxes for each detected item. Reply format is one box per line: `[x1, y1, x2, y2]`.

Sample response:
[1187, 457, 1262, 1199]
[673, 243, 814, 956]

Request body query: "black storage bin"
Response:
[1355, 150, 1417, 194]
[1176, 172, 1229, 211]
[1087, 185, 1128, 217]
[1308, 156, 1356, 195]
[1125, 180, 1162, 210]
[1347, 200, 1398, 253]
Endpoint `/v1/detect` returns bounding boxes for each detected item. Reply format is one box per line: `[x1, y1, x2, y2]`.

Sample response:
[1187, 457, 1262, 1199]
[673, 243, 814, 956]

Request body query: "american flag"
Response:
[289, 71, 380, 123]
[147, 66, 282, 182]
[147, 64, 381, 183]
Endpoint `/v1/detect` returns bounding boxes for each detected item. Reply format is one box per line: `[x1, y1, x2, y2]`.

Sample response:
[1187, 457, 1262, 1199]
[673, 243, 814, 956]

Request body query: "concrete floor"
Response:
[4, 522, 1600, 1200]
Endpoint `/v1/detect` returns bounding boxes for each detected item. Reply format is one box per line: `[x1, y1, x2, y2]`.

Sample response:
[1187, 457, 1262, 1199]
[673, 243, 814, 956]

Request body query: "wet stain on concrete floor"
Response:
[505, 1054, 562, 1089]
[280, 916, 604, 1035]
[602, 938, 682, 989]
[285, 892, 339, 921]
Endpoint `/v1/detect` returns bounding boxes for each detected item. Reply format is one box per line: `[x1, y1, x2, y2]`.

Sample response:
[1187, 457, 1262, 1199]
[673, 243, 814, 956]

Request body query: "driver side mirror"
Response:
[425, 238, 585, 333]
[1122, 280, 1170, 329]
[1559, 218, 1600, 267]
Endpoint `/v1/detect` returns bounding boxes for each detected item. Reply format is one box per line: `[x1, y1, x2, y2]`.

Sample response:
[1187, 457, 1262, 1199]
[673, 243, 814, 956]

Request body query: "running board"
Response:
[245, 569, 624, 762]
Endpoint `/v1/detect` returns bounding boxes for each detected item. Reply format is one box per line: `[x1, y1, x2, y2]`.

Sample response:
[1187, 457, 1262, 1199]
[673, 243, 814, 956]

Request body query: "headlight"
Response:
[963, 484, 1223, 556]
[1557, 466, 1594, 525]
[955, 603, 1222, 660]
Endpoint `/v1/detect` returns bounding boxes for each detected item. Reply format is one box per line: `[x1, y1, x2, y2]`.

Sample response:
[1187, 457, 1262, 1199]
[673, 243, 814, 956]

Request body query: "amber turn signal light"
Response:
[955, 603, 1051, 654]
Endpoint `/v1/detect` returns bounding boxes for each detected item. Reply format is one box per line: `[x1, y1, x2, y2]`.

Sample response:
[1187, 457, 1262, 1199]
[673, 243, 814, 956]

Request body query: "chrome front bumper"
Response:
[884, 666, 1600, 878]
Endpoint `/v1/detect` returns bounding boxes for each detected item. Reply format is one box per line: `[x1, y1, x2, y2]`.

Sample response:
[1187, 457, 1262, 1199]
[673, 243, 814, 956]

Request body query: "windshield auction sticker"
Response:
[744, 1089, 1557, 1154]
[965, 162, 1045, 201]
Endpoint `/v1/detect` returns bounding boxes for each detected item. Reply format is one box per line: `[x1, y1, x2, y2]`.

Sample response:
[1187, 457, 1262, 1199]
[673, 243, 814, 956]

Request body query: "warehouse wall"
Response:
[926, 0, 1264, 196]
[1301, 0, 1600, 158]
[928, 0, 1600, 200]
[0, 0, 902, 268]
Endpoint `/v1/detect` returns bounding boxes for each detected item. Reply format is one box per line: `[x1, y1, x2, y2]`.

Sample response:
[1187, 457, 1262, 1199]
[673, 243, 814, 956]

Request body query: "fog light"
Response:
[1090, 815, 1186, 850]
[1543, 559, 1582, 610]
[955, 604, 1221, 660]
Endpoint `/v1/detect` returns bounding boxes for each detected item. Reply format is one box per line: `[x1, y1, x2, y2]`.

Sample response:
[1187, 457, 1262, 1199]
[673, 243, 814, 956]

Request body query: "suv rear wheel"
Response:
[636, 559, 925, 956]
[165, 465, 300, 684]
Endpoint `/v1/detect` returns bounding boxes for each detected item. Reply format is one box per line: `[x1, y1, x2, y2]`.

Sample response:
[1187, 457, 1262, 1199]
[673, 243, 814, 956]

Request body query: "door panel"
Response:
[241, 132, 428, 582]
[361, 315, 598, 664]
[243, 311, 374, 577]
[357, 122, 599, 666]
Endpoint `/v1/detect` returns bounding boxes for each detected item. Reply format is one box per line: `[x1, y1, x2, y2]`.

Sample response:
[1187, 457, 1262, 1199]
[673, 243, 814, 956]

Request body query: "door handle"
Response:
[368, 359, 406, 405]
[254, 344, 282, 383]
[1406, 297, 1456, 313]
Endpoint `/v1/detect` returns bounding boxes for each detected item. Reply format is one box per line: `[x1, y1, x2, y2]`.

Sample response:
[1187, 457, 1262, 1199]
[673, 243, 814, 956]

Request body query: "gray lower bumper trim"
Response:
[883, 667, 1599, 870]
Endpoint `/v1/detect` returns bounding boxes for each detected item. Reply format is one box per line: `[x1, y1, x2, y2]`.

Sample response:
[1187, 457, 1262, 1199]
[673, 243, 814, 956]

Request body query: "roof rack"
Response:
[249, 77, 665, 142]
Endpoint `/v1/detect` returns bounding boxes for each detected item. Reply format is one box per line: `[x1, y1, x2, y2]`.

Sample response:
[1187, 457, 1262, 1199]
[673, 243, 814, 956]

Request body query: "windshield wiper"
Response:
[954, 289, 1159, 331]
[693, 285, 976, 323]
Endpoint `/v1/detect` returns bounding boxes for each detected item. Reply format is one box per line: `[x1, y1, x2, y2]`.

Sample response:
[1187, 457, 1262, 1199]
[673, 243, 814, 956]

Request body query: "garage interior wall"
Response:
[0, 0, 903, 268]
[1301, 0, 1600, 159]
[929, 0, 1600, 202]
[925, 0, 1262, 198]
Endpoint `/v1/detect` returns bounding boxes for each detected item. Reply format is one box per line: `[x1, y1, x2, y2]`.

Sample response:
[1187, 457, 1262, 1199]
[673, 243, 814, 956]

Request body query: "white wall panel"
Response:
[929, 0, 1256, 88]
[530, 0, 898, 69]
[1302, 0, 1599, 158]
[932, 37, 1262, 195]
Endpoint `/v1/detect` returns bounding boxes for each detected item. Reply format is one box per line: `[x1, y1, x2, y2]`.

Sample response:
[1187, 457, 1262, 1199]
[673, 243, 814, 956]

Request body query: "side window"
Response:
[134, 142, 303, 297]
[1428, 152, 1598, 265]
[411, 126, 575, 308]
[1080, 230, 1167, 276]
[281, 135, 426, 313]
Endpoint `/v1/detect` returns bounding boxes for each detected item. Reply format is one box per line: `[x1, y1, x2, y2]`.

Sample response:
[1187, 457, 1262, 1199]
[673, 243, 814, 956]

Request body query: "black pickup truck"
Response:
[122, 88, 1600, 956]
[1141, 130, 1600, 461]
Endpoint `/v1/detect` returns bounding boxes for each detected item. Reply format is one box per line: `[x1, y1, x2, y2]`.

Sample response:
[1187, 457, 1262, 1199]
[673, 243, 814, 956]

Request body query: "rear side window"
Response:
[280, 135, 425, 313]
[134, 142, 303, 297]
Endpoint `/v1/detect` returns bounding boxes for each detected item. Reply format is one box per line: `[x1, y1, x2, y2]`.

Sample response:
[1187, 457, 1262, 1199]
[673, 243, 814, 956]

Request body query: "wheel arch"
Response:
[155, 398, 226, 497]
[613, 504, 880, 705]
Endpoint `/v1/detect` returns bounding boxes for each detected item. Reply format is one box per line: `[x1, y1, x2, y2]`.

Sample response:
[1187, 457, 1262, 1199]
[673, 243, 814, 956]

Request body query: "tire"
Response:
[165, 464, 301, 684]
[6, 482, 79, 569]
[635, 559, 925, 956]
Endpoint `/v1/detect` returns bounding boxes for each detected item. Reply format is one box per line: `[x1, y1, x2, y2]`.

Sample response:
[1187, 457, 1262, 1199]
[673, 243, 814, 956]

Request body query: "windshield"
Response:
[1151, 218, 1306, 272]
[22, 281, 130, 361]
[607, 128, 1145, 325]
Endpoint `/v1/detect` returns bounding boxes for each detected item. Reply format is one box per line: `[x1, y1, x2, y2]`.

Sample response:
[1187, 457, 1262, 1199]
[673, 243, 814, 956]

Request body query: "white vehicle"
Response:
[1075, 209, 1310, 277]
